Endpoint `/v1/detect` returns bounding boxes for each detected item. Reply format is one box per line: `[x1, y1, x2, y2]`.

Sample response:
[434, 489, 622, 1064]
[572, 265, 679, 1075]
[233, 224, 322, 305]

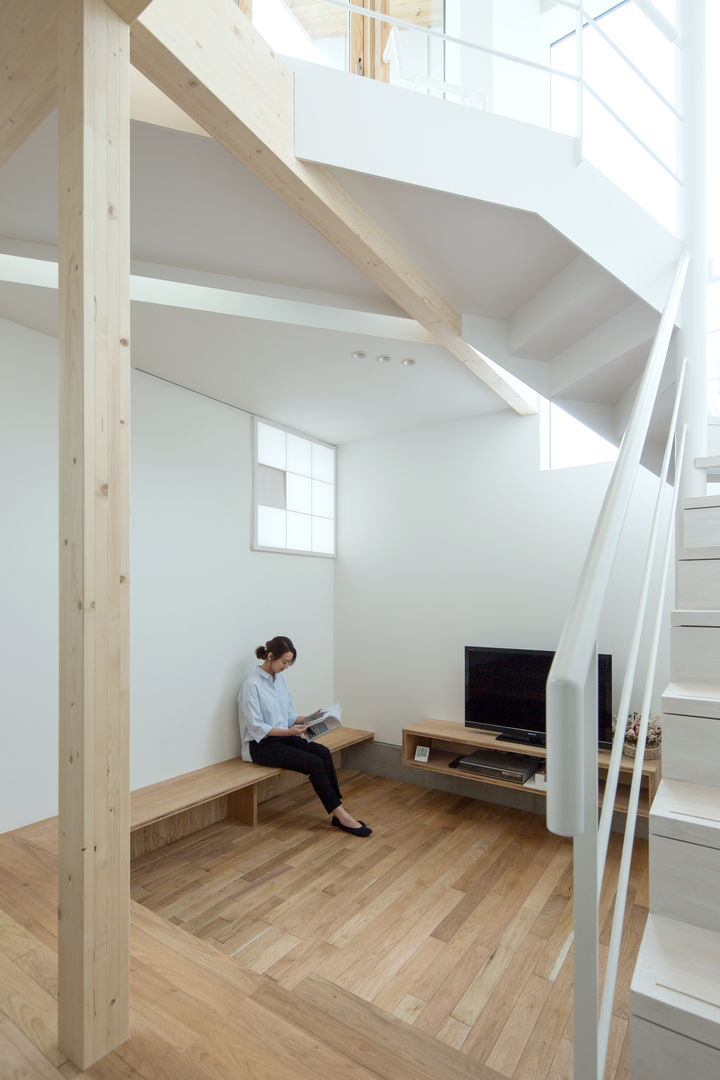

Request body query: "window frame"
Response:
[252, 415, 337, 558]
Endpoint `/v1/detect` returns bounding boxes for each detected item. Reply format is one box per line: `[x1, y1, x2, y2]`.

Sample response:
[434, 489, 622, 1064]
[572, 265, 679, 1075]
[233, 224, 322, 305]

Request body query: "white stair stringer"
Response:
[632, 494, 720, 1077]
[631, 914, 720, 1080]
[649, 779, 720, 934]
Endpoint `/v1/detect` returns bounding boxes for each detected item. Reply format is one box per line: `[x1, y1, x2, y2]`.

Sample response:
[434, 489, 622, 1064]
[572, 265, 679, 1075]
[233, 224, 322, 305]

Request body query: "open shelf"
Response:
[403, 719, 661, 817]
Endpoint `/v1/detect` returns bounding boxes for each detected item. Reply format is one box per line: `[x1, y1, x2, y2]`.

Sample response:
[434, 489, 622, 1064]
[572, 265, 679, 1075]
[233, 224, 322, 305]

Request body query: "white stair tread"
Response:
[631, 914, 720, 1048]
[671, 610, 720, 627]
[681, 495, 720, 511]
[663, 682, 720, 719]
[651, 779, 720, 848]
[677, 546, 720, 561]
[695, 455, 720, 474]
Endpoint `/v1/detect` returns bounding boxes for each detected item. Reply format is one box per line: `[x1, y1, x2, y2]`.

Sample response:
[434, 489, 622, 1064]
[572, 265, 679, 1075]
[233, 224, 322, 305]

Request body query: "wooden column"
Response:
[57, 0, 131, 1068]
[350, 0, 389, 81]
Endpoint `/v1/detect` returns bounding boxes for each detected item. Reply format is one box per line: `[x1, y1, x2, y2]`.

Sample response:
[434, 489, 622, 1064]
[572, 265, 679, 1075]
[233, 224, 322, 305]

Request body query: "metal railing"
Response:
[545, 251, 689, 1079]
[304, 0, 681, 227]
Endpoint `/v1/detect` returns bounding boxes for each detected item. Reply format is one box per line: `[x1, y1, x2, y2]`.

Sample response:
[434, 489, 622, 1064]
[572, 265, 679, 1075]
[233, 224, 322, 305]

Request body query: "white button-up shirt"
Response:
[238, 666, 297, 761]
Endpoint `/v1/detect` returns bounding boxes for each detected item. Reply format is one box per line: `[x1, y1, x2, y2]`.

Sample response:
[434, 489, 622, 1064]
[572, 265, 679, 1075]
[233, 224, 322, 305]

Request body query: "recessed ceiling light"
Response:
[351, 350, 366, 360]
[402, 357, 416, 366]
[377, 354, 392, 363]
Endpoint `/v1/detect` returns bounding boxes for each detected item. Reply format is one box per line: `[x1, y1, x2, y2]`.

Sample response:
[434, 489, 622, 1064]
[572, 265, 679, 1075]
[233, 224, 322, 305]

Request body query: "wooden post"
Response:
[57, 0, 131, 1068]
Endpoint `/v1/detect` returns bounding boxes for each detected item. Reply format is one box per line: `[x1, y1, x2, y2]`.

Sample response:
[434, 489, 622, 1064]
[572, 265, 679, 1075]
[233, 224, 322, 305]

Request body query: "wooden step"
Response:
[250, 973, 505, 1080]
[631, 914, 720, 1078]
[649, 781, 720, 935]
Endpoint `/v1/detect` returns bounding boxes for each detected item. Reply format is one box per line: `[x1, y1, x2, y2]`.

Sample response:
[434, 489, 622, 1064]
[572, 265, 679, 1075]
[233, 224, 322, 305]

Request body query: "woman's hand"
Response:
[288, 722, 308, 737]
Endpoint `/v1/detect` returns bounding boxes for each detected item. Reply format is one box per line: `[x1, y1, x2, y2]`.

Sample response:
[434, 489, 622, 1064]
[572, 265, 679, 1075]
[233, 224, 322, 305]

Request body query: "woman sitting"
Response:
[238, 635, 371, 837]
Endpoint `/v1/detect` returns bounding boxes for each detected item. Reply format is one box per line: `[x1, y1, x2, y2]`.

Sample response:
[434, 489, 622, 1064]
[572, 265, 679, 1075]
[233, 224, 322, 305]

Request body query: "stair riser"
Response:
[681, 504, 720, 548]
[677, 560, 720, 610]
[662, 714, 720, 786]
[632, 1016, 720, 1080]
[650, 834, 720, 934]
[671, 626, 720, 683]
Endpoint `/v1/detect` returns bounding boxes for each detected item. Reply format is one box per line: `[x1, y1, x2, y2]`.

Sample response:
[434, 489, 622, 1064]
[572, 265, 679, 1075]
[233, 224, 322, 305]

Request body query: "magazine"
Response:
[304, 703, 342, 741]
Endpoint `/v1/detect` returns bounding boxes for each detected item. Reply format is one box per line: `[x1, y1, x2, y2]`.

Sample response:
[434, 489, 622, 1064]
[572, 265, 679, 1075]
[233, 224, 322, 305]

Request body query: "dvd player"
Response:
[449, 748, 541, 784]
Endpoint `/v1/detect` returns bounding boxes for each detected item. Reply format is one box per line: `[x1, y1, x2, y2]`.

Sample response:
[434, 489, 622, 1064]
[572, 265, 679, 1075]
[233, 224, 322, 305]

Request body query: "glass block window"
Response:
[253, 417, 336, 557]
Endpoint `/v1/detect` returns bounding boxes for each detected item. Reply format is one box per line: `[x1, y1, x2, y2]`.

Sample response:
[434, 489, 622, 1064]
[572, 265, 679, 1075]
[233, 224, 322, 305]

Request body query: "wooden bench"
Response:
[130, 726, 374, 857]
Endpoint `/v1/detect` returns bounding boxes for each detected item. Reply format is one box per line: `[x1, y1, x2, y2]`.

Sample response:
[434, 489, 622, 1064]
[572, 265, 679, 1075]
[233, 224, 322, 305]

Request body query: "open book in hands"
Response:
[304, 703, 342, 741]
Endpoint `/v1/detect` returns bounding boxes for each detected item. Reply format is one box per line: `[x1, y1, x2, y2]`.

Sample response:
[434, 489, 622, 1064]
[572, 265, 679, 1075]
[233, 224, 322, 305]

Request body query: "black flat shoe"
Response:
[331, 816, 372, 837]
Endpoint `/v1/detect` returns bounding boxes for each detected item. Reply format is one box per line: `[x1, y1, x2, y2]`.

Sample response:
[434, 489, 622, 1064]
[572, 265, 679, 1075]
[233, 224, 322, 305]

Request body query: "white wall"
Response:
[334, 410, 672, 745]
[0, 319, 59, 832]
[0, 319, 334, 832]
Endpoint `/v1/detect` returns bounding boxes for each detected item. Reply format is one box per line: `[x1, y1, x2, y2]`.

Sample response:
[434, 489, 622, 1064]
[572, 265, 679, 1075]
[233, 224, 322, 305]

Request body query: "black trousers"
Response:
[249, 735, 342, 814]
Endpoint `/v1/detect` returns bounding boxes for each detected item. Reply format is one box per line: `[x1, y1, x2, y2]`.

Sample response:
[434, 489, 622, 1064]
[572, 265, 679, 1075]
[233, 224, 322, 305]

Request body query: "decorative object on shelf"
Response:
[622, 712, 662, 759]
[414, 744, 430, 763]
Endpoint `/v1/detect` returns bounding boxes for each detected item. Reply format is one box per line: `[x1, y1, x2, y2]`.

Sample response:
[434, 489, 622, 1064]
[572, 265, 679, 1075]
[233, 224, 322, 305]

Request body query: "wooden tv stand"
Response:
[402, 718, 661, 818]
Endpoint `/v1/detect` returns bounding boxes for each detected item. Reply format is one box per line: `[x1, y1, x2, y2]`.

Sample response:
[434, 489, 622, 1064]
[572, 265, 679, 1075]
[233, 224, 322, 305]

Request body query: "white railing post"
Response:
[572, 656, 599, 1079]
[576, 1, 584, 161]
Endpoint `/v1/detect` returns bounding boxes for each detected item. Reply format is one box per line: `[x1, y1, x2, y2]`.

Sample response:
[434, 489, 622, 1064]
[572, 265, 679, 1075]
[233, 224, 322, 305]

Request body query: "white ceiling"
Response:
[0, 108, 646, 445]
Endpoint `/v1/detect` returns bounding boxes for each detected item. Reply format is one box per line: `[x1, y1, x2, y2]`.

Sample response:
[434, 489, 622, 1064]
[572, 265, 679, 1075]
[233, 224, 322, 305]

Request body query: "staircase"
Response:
[630, 490, 720, 1078]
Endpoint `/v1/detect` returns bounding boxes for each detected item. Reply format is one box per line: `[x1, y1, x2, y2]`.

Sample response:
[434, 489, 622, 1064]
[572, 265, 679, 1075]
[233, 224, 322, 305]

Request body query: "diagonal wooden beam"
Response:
[0, 0, 58, 168]
[105, 0, 155, 22]
[130, 0, 534, 414]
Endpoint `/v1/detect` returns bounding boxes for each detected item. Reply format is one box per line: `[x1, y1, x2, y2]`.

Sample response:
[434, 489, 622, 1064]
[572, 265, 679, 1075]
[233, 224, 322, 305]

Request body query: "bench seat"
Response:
[130, 726, 374, 855]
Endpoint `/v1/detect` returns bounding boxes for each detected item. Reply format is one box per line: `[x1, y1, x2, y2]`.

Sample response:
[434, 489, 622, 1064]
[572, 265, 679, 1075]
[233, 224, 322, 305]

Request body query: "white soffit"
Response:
[0, 252, 435, 343]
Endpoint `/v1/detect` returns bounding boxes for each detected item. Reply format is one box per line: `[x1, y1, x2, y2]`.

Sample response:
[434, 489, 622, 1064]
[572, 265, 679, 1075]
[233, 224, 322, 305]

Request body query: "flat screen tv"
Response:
[465, 646, 613, 749]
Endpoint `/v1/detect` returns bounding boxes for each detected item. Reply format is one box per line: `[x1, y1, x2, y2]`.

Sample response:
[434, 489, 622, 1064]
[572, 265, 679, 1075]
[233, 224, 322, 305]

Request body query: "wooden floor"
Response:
[0, 768, 648, 1079]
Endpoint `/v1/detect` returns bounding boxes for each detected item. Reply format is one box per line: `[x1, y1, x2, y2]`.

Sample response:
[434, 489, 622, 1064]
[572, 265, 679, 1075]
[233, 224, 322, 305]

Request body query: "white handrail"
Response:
[546, 251, 688, 837]
[552, 0, 682, 118]
[596, 358, 687, 885]
[317, 0, 580, 83]
[597, 422, 688, 1077]
[582, 82, 683, 184]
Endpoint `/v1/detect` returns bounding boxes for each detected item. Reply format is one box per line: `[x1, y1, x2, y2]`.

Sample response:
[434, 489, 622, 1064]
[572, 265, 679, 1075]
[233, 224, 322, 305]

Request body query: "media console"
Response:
[402, 718, 661, 817]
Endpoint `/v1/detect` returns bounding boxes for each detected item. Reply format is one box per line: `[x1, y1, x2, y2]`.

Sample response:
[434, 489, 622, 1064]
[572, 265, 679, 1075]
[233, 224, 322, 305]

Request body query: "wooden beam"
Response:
[105, 0, 155, 21]
[0, 0, 58, 168]
[130, 0, 533, 414]
[57, 0, 131, 1069]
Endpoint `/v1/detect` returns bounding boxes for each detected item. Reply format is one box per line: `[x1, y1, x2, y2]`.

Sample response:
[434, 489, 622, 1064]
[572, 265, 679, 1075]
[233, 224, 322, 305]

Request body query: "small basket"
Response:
[623, 740, 661, 760]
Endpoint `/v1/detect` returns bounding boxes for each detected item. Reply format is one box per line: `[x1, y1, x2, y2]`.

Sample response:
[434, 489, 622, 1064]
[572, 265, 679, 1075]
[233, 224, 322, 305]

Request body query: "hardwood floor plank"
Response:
[16, 943, 59, 999]
[545, 1036, 574, 1080]
[0, 906, 49, 962]
[257, 975, 504, 1080]
[512, 956, 574, 1080]
[458, 931, 545, 1054]
[485, 973, 553, 1076]
[0, 1015, 65, 1079]
[413, 939, 492, 1037]
[394, 993, 428, 1025]
[437, 1014, 471, 1050]
[0, 949, 64, 1067]
[372, 937, 447, 1013]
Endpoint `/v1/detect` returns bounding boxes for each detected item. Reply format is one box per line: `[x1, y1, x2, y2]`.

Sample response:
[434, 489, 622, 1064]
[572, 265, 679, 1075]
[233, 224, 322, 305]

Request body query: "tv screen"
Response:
[464, 646, 612, 748]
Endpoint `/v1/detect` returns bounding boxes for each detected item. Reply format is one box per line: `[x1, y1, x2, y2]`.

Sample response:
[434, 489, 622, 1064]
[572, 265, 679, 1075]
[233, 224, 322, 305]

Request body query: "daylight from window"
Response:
[254, 419, 336, 557]
[539, 398, 619, 472]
